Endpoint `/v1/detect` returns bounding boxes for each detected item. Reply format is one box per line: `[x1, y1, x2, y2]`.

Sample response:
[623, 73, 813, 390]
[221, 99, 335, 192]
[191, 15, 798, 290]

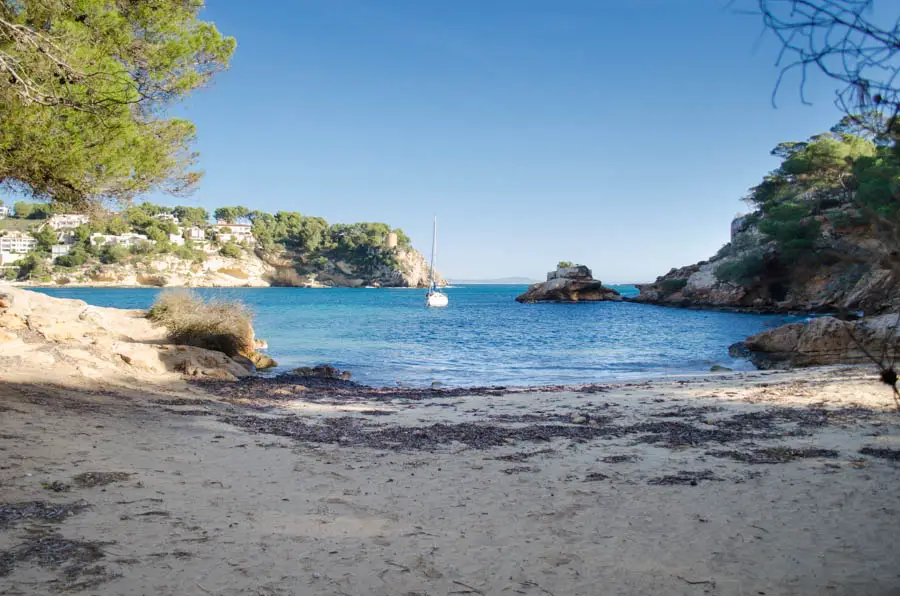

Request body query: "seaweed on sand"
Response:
[221, 415, 627, 451]
[72, 472, 133, 488]
[648, 470, 722, 486]
[0, 501, 90, 528]
[707, 447, 839, 464]
[859, 447, 900, 461]
[0, 532, 109, 579]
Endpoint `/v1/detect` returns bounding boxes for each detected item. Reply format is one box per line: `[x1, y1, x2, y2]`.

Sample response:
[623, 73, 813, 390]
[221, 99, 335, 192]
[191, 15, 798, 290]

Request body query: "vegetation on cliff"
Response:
[1, 200, 433, 287]
[719, 115, 898, 283]
[636, 115, 899, 314]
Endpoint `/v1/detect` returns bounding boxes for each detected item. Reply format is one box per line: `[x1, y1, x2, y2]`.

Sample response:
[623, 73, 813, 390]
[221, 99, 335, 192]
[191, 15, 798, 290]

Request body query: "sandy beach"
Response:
[2, 366, 898, 596]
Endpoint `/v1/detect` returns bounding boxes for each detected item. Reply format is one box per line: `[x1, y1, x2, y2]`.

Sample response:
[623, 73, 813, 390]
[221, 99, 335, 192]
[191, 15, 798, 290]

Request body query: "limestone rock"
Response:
[732, 313, 900, 369]
[632, 210, 900, 314]
[249, 351, 278, 370]
[516, 265, 621, 303]
[0, 286, 255, 387]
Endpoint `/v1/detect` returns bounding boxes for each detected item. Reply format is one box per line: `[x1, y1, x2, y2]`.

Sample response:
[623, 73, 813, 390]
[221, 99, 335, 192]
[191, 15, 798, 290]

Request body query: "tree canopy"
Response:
[0, 1, 235, 208]
[736, 116, 899, 270]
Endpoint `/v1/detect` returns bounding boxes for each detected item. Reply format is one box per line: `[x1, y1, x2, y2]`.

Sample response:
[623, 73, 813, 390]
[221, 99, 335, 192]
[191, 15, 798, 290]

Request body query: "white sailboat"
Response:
[425, 216, 448, 307]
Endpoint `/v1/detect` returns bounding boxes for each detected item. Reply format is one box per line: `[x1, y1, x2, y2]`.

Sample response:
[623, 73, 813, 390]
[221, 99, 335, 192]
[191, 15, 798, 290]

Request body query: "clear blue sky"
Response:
[17, 0, 859, 282]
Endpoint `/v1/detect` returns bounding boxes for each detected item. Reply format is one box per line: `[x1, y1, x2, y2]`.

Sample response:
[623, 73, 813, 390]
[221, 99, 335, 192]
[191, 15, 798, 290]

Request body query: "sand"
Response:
[1, 366, 899, 596]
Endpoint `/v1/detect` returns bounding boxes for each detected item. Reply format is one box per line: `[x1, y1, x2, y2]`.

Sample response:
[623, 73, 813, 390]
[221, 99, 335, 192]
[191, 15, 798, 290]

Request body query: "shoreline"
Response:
[18, 283, 855, 317]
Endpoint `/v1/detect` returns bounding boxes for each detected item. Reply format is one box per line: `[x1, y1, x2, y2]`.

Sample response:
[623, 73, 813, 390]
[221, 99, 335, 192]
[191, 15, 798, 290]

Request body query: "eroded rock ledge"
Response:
[730, 313, 899, 369]
[516, 266, 621, 303]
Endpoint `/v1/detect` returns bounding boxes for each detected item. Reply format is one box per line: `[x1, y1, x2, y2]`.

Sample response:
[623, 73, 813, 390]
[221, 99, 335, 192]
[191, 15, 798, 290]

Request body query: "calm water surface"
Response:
[32, 285, 799, 387]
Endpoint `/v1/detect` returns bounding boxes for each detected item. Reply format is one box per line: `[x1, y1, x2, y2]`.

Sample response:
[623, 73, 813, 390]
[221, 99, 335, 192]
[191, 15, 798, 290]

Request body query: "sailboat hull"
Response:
[425, 291, 449, 308]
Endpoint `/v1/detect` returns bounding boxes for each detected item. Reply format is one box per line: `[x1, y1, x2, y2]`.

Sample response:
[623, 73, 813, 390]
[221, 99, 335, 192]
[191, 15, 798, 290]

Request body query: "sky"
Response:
[10, 0, 862, 282]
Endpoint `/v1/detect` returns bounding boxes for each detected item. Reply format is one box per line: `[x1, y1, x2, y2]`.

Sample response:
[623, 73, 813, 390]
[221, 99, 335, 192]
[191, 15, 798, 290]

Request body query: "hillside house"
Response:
[0, 231, 38, 264]
[213, 221, 253, 244]
[51, 245, 72, 258]
[90, 233, 151, 248]
[46, 214, 90, 230]
[184, 226, 205, 241]
[168, 233, 185, 246]
[154, 213, 180, 225]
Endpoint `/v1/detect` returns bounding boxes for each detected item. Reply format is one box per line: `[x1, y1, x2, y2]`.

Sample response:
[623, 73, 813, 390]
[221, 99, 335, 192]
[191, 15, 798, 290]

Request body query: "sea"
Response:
[31, 285, 801, 388]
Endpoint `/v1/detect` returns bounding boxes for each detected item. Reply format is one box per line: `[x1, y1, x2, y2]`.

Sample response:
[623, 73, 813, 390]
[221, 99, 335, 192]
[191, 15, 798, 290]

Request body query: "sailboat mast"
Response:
[429, 216, 437, 288]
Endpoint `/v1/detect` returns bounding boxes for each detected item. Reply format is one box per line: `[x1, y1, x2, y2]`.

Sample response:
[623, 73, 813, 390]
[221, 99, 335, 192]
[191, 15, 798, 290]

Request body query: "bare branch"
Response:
[739, 0, 900, 133]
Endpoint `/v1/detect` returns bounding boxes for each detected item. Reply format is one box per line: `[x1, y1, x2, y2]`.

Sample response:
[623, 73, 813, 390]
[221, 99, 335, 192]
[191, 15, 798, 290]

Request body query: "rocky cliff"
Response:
[17, 245, 441, 289]
[632, 208, 899, 315]
[516, 265, 622, 303]
[31, 251, 276, 288]
[262, 246, 443, 288]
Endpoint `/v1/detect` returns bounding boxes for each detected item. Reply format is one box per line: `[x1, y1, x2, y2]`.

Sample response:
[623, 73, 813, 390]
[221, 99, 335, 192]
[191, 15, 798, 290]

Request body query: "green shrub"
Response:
[660, 278, 688, 293]
[557, 261, 575, 269]
[55, 246, 89, 267]
[715, 254, 766, 284]
[173, 244, 196, 261]
[758, 203, 821, 256]
[147, 290, 254, 357]
[101, 244, 129, 264]
[829, 209, 870, 230]
[219, 242, 242, 258]
[17, 252, 52, 281]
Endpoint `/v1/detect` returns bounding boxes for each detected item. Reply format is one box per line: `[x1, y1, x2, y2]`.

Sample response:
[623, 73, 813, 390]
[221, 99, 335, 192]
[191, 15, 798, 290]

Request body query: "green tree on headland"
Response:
[173, 206, 210, 228]
[33, 226, 59, 252]
[0, 1, 235, 209]
[214, 206, 251, 224]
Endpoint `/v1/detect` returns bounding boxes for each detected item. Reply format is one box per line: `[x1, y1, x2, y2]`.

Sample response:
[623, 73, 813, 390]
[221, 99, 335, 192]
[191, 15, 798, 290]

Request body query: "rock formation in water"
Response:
[729, 313, 900, 369]
[515, 265, 622, 303]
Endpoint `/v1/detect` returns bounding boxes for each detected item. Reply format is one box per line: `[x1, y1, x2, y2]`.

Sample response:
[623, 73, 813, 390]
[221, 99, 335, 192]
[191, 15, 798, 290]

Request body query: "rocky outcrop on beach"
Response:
[729, 313, 900, 369]
[516, 266, 622, 303]
[0, 286, 258, 386]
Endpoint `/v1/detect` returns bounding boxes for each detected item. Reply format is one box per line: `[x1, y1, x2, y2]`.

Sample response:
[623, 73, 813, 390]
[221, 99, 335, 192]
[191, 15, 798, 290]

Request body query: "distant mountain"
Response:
[448, 277, 538, 285]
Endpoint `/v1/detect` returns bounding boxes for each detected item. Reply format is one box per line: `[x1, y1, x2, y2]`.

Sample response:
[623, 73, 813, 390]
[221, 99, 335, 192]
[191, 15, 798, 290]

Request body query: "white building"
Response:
[154, 213, 180, 225]
[0, 231, 38, 265]
[46, 214, 90, 230]
[184, 226, 206, 241]
[51, 244, 72, 258]
[213, 221, 254, 244]
[168, 233, 185, 246]
[0, 206, 9, 219]
[90, 232, 151, 248]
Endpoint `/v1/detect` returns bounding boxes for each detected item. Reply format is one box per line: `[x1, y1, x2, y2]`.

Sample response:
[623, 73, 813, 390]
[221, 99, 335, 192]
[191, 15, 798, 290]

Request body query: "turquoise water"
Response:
[31, 285, 799, 387]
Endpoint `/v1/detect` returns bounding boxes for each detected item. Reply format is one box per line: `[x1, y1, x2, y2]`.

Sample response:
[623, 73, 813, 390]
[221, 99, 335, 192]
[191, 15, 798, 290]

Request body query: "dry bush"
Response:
[136, 273, 168, 287]
[268, 268, 305, 287]
[216, 267, 249, 280]
[147, 290, 254, 357]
